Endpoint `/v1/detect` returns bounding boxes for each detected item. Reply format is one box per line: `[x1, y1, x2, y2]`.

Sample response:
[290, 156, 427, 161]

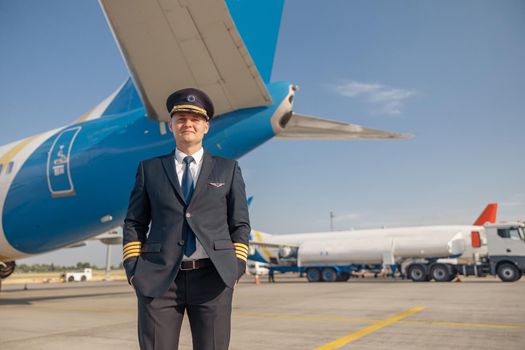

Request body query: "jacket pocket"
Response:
[214, 239, 234, 250]
[141, 242, 161, 253]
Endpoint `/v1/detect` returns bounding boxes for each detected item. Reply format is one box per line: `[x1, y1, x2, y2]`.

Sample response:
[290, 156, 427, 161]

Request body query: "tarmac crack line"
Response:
[314, 306, 426, 350]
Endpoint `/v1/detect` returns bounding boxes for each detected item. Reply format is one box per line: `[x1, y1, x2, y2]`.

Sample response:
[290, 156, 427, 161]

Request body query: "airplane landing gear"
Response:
[0, 261, 16, 292]
[0, 261, 16, 278]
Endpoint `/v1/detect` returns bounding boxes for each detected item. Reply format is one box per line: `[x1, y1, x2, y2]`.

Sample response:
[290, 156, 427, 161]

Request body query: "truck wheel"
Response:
[447, 272, 457, 281]
[306, 268, 321, 282]
[81, 275, 87, 282]
[497, 263, 520, 282]
[337, 272, 350, 282]
[321, 268, 337, 282]
[68, 276, 75, 282]
[430, 264, 451, 282]
[407, 264, 428, 282]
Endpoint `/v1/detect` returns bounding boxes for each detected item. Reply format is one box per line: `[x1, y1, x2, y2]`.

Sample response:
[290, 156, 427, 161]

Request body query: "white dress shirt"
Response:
[174, 148, 209, 261]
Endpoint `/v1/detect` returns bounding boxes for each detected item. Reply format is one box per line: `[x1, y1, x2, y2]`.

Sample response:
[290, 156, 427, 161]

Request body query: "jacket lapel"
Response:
[190, 151, 214, 205]
[161, 151, 186, 205]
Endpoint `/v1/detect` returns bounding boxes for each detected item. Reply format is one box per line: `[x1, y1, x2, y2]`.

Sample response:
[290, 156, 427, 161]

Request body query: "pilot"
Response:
[122, 87, 251, 350]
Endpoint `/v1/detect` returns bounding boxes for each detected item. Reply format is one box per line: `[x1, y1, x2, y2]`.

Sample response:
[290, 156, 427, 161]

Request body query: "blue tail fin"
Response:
[226, 0, 285, 83]
[102, 78, 143, 117]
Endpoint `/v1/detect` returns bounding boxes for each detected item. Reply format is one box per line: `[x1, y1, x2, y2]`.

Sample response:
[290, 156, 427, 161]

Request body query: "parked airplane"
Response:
[248, 203, 499, 265]
[0, 0, 410, 284]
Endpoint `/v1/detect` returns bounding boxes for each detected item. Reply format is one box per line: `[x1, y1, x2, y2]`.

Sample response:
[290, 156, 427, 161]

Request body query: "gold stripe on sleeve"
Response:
[123, 241, 142, 250]
[123, 245, 141, 254]
[236, 251, 248, 260]
[123, 252, 140, 261]
[236, 254, 247, 262]
[233, 243, 249, 253]
[123, 249, 141, 256]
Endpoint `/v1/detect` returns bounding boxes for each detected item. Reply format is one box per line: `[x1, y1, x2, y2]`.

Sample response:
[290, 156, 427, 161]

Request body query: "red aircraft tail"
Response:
[473, 203, 498, 225]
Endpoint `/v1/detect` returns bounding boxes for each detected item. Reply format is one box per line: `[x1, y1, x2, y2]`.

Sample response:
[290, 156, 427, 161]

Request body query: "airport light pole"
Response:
[330, 211, 335, 231]
[104, 244, 112, 281]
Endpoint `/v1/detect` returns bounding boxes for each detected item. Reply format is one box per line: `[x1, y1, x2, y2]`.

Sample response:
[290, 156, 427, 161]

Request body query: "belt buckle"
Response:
[181, 260, 196, 271]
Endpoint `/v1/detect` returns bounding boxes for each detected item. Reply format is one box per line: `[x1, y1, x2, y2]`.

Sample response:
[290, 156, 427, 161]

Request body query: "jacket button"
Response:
[186, 212, 192, 218]
[178, 240, 185, 246]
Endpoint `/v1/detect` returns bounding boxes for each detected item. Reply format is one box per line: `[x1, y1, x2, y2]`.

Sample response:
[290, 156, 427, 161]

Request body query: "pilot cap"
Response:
[166, 88, 214, 120]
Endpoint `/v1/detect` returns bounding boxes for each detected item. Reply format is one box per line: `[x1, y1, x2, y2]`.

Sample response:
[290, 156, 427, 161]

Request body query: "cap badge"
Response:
[186, 95, 196, 103]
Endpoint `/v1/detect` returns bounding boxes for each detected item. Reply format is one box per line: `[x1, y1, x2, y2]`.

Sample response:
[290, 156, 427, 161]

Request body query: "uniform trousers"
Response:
[136, 264, 233, 350]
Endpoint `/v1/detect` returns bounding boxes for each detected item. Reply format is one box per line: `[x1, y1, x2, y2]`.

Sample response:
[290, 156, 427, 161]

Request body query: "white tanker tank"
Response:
[297, 232, 471, 266]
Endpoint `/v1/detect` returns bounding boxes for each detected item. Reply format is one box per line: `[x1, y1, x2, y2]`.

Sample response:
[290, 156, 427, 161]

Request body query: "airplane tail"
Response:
[73, 78, 142, 122]
[225, 0, 285, 83]
[101, 78, 143, 117]
[473, 203, 498, 225]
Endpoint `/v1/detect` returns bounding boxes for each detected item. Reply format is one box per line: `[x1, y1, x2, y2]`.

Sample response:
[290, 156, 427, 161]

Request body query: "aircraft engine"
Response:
[279, 246, 297, 259]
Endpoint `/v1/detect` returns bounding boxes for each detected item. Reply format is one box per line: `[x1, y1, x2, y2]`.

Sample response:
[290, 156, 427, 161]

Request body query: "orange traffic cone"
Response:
[255, 275, 260, 285]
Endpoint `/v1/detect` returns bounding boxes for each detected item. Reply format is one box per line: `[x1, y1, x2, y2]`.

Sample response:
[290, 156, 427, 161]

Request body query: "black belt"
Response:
[180, 258, 212, 271]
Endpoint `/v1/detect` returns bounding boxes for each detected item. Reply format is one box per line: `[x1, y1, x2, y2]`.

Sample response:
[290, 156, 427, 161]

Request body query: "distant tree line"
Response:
[15, 262, 124, 273]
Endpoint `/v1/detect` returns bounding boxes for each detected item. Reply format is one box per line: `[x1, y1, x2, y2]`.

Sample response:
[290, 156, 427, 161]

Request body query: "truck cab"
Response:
[485, 222, 525, 282]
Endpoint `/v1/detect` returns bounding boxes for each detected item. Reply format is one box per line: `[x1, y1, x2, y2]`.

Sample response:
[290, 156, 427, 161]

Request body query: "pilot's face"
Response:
[169, 112, 209, 147]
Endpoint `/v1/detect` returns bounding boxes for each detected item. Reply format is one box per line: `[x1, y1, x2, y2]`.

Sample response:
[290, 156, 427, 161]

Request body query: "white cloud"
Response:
[333, 81, 417, 115]
[333, 212, 361, 222]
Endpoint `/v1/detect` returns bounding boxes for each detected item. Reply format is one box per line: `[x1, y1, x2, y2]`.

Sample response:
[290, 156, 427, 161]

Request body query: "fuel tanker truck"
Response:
[284, 221, 525, 283]
[250, 204, 525, 282]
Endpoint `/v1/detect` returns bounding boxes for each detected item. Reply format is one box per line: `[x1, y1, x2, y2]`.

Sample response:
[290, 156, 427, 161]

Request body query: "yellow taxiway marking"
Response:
[235, 312, 525, 330]
[237, 313, 375, 324]
[401, 320, 525, 329]
[315, 306, 425, 350]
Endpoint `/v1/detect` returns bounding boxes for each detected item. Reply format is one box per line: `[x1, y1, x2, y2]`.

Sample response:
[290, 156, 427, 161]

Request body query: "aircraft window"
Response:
[6, 161, 14, 174]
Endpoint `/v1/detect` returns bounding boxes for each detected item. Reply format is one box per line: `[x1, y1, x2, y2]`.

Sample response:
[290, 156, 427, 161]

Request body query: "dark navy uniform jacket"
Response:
[122, 150, 250, 298]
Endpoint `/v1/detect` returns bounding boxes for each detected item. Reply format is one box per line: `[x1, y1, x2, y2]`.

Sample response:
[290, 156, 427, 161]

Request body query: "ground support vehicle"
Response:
[61, 268, 93, 282]
[404, 222, 525, 282]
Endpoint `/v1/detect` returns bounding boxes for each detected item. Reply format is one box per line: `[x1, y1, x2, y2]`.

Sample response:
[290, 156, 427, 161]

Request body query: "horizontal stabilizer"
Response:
[276, 113, 413, 140]
[99, 0, 272, 121]
[250, 241, 299, 249]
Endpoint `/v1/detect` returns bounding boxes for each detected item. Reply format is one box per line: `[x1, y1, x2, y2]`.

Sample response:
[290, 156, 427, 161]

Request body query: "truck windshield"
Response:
[498, 227, 523, 240]
[509, 228, 522, 241]
[519, 227, 525, 241]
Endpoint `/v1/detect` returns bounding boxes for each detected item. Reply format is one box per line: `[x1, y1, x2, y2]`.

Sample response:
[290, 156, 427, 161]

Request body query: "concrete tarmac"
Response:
[1, 274, 524, 349]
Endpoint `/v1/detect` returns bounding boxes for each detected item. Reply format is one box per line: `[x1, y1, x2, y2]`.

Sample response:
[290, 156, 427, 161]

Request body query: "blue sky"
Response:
[1, 0, 524, 266]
